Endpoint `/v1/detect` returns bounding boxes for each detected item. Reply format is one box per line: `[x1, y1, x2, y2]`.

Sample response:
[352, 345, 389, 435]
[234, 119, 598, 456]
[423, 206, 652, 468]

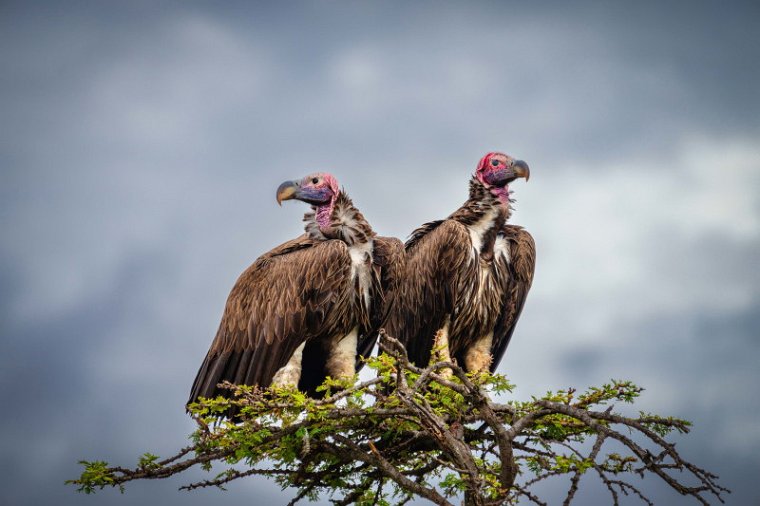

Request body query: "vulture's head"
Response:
[475, 152, 529, 204]
[276, 172, 341, 230]
[276, 172, 340, 207]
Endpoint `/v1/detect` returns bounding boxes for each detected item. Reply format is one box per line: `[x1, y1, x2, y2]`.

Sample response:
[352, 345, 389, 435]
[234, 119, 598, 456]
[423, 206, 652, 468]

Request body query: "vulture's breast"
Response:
[454, 215, 510, 339]
[348, 240, 373, 318]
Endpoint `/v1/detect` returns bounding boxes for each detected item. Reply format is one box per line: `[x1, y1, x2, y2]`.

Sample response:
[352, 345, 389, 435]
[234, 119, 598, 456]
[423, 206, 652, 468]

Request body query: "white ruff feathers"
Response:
[349, 240, 373, 310]
[467, 208, 499, 255]
[494, 235, 511, 263]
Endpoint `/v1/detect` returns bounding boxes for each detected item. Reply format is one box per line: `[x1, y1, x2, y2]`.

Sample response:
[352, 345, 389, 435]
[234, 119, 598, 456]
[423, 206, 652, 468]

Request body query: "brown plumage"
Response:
[386, 153, 535, 373]
[188, 173, 403, 406]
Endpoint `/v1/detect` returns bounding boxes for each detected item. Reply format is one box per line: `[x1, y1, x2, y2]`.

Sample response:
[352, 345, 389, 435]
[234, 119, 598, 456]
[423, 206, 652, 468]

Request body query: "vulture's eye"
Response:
[312, 177, 319, 184]
[491, 159, 500, 167]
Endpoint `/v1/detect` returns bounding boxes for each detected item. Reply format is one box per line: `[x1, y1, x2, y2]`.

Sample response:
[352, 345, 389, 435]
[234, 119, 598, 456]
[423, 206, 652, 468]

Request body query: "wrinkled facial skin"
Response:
[474, 152, 530, 206]
[276, 172, 339, 206]
[295, 173, 336, 205]
[477, 153, 510, 187]
[475, 152, 530, 188]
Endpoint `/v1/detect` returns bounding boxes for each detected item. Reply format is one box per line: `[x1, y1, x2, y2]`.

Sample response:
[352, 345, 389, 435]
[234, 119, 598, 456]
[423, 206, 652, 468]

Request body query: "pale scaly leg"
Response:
[432, 318, 454, 379]
[271, 341, 306, 388]
[464, 332, 493, 373]
[326, 326, 359, 380]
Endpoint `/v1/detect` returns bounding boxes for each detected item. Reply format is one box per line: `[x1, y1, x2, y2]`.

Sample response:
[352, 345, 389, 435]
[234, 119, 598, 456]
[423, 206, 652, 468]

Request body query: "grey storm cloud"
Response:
[1, 1, 759, 505]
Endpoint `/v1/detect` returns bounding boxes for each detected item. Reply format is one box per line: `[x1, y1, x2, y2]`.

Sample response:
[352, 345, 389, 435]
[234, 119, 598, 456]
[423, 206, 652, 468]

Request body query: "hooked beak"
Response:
[512, 160, 530, 182]
[276, 180, 299, 206]
[492, 160, 531, 187]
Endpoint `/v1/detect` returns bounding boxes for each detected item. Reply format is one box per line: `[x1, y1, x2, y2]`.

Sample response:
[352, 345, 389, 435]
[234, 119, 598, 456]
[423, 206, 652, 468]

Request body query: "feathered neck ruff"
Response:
[303, 192, 375, 246]
[448, 177, 514, 225]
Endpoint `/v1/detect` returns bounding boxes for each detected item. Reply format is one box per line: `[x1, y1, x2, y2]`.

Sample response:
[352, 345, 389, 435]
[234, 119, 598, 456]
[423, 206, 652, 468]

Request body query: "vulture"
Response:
[386, 152, 535, 374]
[188, 172, 403, 405]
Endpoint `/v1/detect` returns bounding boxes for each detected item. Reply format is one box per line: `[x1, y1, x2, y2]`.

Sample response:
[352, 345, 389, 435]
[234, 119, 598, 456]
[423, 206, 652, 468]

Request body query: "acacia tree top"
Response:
[68, 333, 728, 505]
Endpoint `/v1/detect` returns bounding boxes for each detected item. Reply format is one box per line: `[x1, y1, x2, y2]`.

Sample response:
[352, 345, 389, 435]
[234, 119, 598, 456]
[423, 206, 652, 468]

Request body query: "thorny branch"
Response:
[68, 331, 728, 505]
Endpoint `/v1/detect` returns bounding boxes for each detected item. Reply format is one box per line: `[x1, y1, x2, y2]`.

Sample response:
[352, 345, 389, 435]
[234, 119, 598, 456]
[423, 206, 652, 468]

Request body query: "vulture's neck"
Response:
[303, 192, 375, 246]
[450, 177, 511, 257]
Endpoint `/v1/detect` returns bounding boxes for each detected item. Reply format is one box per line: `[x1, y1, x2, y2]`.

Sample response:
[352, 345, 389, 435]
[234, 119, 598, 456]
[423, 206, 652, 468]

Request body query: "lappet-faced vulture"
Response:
[386, 152, 535, 373]
[188, 172, 403, 405]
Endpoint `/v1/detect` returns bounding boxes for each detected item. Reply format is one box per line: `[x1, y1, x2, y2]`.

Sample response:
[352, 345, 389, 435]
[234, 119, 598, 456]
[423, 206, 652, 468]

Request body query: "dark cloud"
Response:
[1, 1, 758, 505]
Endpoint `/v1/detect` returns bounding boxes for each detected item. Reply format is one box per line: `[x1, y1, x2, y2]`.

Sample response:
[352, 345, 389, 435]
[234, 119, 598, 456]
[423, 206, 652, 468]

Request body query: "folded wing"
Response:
[491, 225, 536, 371]
[188, 235, 355, 403]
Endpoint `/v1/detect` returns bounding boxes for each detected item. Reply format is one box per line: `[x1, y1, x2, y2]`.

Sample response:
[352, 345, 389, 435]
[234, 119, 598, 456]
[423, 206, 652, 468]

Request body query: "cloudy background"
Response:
[1, 1, 758, 504]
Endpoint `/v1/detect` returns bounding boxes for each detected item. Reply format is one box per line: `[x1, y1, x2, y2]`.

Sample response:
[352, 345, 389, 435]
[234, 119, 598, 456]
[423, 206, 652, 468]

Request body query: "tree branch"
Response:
[68, 332, 728, 505]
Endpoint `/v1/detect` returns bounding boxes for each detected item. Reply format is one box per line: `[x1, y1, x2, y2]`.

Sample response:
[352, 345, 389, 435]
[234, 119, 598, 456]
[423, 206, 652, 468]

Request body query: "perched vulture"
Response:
[188, 173, 403, 405]
[386, 152, 535, 373]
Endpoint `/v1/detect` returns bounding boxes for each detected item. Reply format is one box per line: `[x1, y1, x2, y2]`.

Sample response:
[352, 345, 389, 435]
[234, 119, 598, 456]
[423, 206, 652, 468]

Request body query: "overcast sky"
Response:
[1, 1, 759, 504]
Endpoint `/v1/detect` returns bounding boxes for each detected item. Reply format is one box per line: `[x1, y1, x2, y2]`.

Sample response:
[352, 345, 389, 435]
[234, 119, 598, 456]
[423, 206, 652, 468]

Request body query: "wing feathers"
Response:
[386, 219, 534, 374]
[386, 221, 474, 367]
[356, 236, 405, 362]
[187, 237, 357, 405]
[490, 225, 536, 371]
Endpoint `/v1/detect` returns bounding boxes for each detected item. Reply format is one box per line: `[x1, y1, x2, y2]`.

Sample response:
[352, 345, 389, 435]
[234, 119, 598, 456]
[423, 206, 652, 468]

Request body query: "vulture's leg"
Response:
[464, 332, 494, 373]
[326, 326, 358, 379]
[272, 341, 306, 388]
[432, 318, 454, 378]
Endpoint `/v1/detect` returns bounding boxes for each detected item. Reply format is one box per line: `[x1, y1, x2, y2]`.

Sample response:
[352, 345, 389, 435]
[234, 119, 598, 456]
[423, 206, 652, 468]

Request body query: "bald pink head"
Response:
[276, 172, 338, 204]
[275, 172, 340, 229]
[305, 172, 339, 198]
[305, 172, 339, 230]
[475, 151, 530, 204]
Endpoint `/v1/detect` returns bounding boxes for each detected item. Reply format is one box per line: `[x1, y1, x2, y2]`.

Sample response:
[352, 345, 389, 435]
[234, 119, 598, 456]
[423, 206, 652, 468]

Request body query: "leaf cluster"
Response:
[68, 333, 727, 505]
